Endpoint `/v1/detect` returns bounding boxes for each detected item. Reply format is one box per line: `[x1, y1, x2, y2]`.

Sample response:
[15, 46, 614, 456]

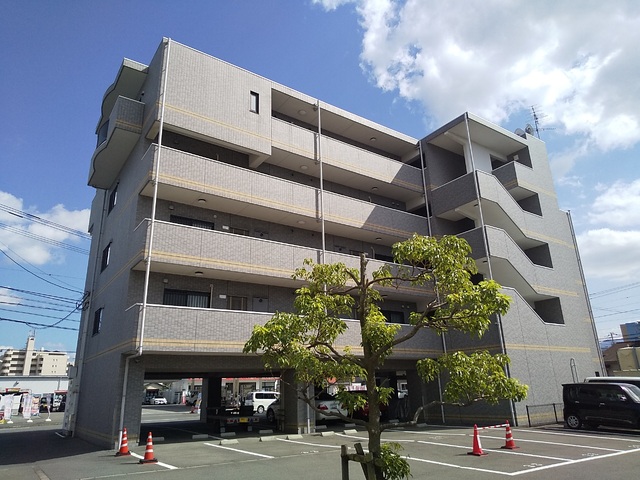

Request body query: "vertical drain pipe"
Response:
[315, 101, 326, 265]
[117, 38, 172, 447]
[418, 140, 445, 422]
[464, 113, 515, 425]
[140, 38, 171, 354]
[310, 100, 325, 433]
[567, 210, 605, 375]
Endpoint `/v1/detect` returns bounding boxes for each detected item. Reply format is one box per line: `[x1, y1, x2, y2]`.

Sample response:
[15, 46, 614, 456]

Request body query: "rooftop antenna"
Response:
[530, 105, 555, 138]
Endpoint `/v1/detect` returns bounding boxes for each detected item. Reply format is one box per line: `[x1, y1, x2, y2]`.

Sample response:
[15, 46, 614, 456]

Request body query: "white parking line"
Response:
[406, 456, 511, 476]
[479, 433, 623, 452]
[336, 432, 416, 443]
[204, 442, 275, 458]
[524, 428, 640, 443]
[414, 440, 571, 462]
[508, 447, 640, 476]
[388, 429, 466, 436]
[276, 438, 342, 449]
[406, 444, 640, 477]
[128, 451, 179, 469]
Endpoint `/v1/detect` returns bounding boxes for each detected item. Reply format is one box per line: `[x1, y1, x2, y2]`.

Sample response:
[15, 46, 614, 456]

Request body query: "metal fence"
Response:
[525, 403, 562, 427]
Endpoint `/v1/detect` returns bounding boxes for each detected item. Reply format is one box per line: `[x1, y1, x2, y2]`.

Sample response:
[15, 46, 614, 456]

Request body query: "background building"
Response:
[621, 321, 640, 342]
[67, 38, 603, 448]
[1, 335, 69, 377]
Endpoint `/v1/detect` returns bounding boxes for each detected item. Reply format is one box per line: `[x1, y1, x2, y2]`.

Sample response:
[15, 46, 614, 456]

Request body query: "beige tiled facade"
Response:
[68, 39, 602, 447]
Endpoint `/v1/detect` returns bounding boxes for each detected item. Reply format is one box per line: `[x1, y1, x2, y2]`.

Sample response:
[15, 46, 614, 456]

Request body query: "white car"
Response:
[244, 391, 279, 414]
[315, 391, 347, 421]
[152, 397, 167, 405]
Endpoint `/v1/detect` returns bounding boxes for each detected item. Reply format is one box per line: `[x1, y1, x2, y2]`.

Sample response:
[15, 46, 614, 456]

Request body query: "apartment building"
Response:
[67, 38, 603, 447]
[1, 335, 68, 376]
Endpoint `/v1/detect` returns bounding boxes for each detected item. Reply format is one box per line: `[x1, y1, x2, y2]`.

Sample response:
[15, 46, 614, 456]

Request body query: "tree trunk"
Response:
[366, 372, 383, 479]
[366, 424, 383, 479]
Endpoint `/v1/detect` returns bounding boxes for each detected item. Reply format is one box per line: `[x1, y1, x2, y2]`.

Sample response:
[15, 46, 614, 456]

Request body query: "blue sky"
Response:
[1, 1, 639, 358]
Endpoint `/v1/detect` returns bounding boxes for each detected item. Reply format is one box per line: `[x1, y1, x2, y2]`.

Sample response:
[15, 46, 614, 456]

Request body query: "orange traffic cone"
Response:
[115, 428, 131, 456]
[468, 424, 488, 456]
[501, 421, 519, 450]
[139, 432, 158, 464]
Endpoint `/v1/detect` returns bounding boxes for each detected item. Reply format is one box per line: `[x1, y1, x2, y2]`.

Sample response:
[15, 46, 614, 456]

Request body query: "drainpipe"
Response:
[567, 210, 605, 375]
[314, 101, 326, 264]
[417, 140, 432, 238]
[65, 189, 108, 437]
[464, 113, 515, 425]
[309, 100, 324, 432]
[418, 140, 445, 422]
[117, 38, 172, 449]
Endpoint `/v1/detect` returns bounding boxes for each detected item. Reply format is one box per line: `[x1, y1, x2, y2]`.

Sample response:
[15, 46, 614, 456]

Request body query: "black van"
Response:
[563, 382, 640, 430]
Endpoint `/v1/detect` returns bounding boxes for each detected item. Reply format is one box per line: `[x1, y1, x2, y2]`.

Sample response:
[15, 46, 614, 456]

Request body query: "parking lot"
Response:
[3, 408, 640, 479]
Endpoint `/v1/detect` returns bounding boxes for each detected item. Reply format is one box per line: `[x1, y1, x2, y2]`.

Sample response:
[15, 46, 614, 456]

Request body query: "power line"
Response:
[0, 222, 89, 254]
[589, 282, 640, 299]
[0, 316, 78, 331]
[0, 306, 80, 322]
[593, 307, 640, 320]
[0, 246, 85, 294]
[0, 285, 80, 304]
[0, 203, 90, 240]
[0, 300, 82, 314]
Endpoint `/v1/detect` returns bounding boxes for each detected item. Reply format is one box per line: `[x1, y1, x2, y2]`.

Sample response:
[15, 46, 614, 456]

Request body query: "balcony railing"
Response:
[131, 220, 434, 302]
[140, 145, 429, 243]
[132, 303, 445, 357]
[271, 118, 423, 196]
[88, 96, 144, 188]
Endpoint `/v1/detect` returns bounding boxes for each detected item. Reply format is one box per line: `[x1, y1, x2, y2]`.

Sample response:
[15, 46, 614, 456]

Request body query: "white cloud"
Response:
[577, 228, 640, 281]
[555, 175, 582, 190]
[0, 191, 90, 266]
[316, 0, 640, 169]
[588, 179, 640, 227]
[312, 0, 354, 10]
[0, 287, 20, 306]
[549, 141, 591, 180]
[575, 179, 640, 282]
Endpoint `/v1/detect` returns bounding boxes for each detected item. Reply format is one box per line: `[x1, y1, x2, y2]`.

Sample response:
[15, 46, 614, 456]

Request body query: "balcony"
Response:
[138, 146, 429, 245]
[432, 171, 548, 250]
[132, 303, 444, 357]
[492, 161, 539, 201]
[130, 220, 433, 303]
[88, 96, 144, 188]
[270, 118, 424, 204]
[464, 225, 560, 304]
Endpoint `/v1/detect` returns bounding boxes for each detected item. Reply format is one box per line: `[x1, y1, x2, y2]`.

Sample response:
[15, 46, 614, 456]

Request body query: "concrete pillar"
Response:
[120, 356, 145, 447]
[281, 370, 315, 434]
[208, 376, 222, 408]
[385, 371, 399, 421]
[406, 368, 443, 424]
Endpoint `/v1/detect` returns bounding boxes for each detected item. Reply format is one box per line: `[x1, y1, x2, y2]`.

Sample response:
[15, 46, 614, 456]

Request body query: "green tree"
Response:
[244, 234, 527, 479]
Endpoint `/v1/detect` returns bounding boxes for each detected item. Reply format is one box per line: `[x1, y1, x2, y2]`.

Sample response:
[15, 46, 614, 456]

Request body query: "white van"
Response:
[244, 391, 279, 414]
[585, 376, 640, 388]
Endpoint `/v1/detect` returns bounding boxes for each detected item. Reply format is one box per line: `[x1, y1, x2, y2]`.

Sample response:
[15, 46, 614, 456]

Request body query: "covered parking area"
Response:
[121, 352, 427, 444]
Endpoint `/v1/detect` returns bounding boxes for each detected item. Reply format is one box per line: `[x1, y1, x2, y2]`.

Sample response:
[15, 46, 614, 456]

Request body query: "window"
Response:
[163, 289, 210, 308]
[227, 295, 247, 311]
[101, 243, 111, 271]
[108, 185, 118, 213]
[229, 226, 249, 236]
[92, 308, 103, 335]
[381, 310, 405, 324]
[170, 215, 214, 230]
[250, 91, 259, 113]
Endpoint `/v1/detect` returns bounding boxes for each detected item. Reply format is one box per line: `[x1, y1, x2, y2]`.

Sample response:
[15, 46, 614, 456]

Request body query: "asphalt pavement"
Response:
[4, 407, 640, 480]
